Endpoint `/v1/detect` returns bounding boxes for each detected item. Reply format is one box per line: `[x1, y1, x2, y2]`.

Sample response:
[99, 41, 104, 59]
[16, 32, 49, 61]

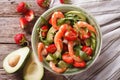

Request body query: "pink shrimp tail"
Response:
[49, 61, 66, 73]
[76, 21, 96, 33]
[54, 24, 69, 51]
[68, 41, 82, 62]
[51, 11, 64, 30]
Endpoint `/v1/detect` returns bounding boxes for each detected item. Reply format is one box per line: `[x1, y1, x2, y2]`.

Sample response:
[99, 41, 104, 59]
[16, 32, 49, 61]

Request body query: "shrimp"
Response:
[49, 61, 67, 73]
[37, 42, 47, 62]
[75, 21, 96, 33]
[51, 11, 64, 30]
[68, 41, 83, 62]
[54, 24, 70, 52]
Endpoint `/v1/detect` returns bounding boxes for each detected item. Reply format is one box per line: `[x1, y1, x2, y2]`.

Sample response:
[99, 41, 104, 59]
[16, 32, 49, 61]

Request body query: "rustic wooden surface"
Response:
[0, 0, 67, 80]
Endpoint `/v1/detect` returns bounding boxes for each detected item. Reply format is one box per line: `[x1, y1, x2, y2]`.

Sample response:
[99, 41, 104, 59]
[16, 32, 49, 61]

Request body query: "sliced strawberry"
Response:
[37, 0, 50, 8]
[64, 28, 77, 41]
[41, 32, 47, 38]
[73, 61, 86, 68]
[81, 32, 91, 40]
[25, 10, 35, 22]
[16, 2, 29, 14]
[63, 43, 68, 51]
[49, 17, 52, 25]
[41, 25, 49, 32]
[19, 17, 28, 29]
[82, 46, 93, 56]
[46, 44, 57, 53]
[62, 53, 74, 64]
[41, 25, 49, 37]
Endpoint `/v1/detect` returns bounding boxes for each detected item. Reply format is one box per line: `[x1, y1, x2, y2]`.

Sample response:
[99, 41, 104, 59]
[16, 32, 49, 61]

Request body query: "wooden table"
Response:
[0, 0, 67, 80]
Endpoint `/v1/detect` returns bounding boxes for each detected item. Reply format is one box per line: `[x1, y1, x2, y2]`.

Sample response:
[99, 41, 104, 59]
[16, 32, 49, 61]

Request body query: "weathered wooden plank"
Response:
[0, 44, 67, 80]
[0, 69, 67, 80]
[0, 17, 37, 43]
[0, 1, 46, 17]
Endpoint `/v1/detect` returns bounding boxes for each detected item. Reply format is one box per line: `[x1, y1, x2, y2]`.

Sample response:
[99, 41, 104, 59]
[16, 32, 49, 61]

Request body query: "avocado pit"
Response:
[8, 54, 20, 67]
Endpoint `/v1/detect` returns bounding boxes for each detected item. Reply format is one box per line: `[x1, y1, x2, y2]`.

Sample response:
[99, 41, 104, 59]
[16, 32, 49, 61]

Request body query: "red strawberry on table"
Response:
[19, 17, 29, 29]
[37, 0, 50, 8]
[14, 33, 29, 46]
[25, 10, 35, 22]
[17, 2, 35, 29]
[16, 2, 29, 14]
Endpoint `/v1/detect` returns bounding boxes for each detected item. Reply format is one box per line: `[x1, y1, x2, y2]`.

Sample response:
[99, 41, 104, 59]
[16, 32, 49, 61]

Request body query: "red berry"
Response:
[14, 33, 25, 45]
[41, 32, 47, 37]
[16, 2, 29, 14]
[63, 43, 68, 51]
[62, 53, 74, 64]
[41, 25, 49, 37]
[49, 18, 52, 25]
[82, 46, 93, 56]
[37, 0, 50, 8]
[60, 0, 64, 3]
[81, 32, 91, 40]
[41, 25, 49, 32]
[25, 10, 35, 22]
[80, 29, 91, 40]
[46, 44, 57, 53]
[19, 17, 28, 29]
[73, 61, 86, 68]
[64, 29, 77, 41]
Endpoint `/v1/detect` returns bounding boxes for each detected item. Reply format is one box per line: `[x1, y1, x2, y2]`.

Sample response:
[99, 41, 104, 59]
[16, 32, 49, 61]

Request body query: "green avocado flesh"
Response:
[46, 27, 57, 43]
[23, 53, 44, 80]
[3, 47, 30, 73]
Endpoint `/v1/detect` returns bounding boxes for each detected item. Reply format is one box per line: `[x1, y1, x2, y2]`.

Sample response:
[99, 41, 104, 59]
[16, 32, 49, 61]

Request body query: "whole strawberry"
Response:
[37, 0, 50, 8]
[25, 10, 35, 22]
[14, 33, 29, 46]
[60, 0, 64, 4]
[17, 2, 29, 14]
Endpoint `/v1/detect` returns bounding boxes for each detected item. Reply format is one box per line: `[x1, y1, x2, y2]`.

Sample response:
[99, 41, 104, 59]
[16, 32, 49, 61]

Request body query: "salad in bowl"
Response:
[32, 5, 102, 75]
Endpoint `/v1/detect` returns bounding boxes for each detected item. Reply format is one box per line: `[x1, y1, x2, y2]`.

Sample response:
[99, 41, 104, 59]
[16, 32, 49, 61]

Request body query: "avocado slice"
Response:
[53, 51, 62, 59]
[58, 61, 68, 68]
[46, 54, 55, 61]
[46, 27, 57, 43]
[23, 53, 44, 80]
[3, 47, 30, 73]
[65, 11, 86, 21]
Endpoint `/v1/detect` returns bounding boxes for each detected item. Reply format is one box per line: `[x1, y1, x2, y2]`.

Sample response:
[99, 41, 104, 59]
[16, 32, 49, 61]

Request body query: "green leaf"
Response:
[91, 37, 96, 50]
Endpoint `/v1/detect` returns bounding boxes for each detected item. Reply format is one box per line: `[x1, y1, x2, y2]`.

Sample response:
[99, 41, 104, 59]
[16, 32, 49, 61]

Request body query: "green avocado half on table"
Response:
[3, 47, 44, 80]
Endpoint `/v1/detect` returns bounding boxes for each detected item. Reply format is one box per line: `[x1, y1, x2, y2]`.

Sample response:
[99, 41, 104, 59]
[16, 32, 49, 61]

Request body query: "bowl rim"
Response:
[31, 4, 102, 75]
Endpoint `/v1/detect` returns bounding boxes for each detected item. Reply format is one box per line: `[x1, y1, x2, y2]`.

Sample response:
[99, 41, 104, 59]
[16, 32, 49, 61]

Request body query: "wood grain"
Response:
[0, 17, 36, 43]
[0, 1, 46, 17]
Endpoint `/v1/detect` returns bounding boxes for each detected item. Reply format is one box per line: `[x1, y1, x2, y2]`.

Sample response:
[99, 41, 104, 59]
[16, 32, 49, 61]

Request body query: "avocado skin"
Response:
[3, 47, 31, 74]
[23, 53, 44, 80]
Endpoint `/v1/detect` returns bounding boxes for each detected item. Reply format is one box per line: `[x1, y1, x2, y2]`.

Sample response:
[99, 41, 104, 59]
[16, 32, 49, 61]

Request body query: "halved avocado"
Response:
[3, 47, 30, 73]
[23, 53, 44, 80]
